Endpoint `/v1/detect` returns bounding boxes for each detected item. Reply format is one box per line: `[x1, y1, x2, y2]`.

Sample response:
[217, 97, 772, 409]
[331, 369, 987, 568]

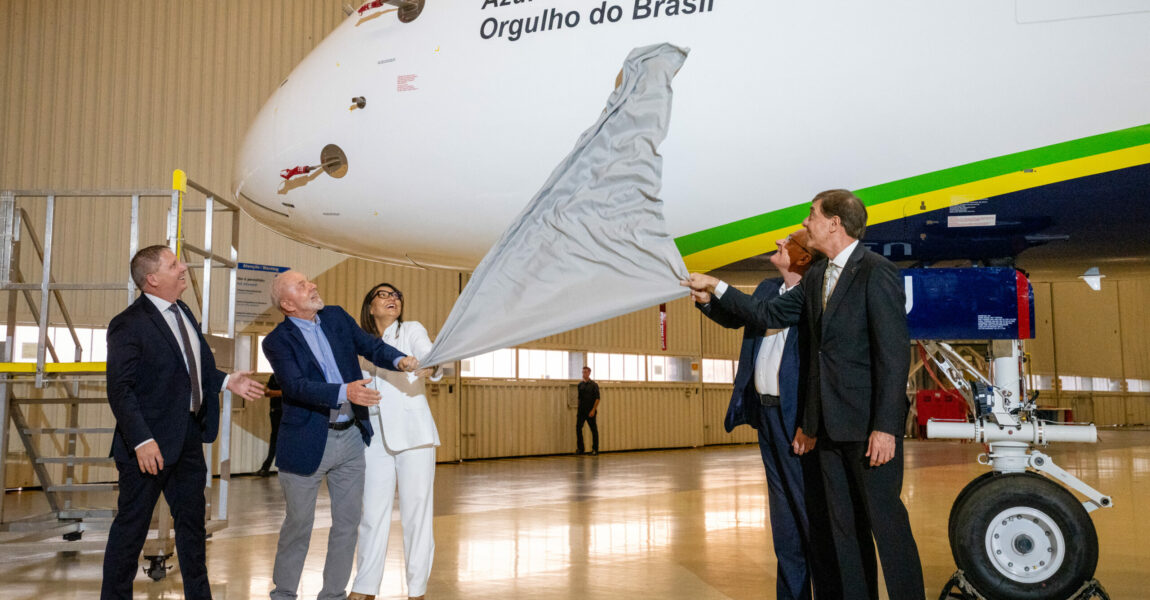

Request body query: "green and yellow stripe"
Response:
[676, 123, 1150, 272]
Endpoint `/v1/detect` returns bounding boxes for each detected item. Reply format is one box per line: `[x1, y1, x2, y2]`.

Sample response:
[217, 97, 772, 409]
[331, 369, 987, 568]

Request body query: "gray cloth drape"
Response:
[420, 43, 690, 368]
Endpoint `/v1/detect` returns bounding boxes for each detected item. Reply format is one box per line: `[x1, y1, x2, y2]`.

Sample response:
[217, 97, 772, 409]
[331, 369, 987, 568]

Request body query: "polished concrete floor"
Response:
[1, 430, 1148, 599]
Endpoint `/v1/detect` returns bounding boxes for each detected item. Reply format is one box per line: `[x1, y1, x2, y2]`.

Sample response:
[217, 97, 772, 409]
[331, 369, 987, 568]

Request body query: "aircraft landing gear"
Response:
[922, 339, 1114, 600]
[945, 472, 1102, 600]
[142, 553, 172, 581]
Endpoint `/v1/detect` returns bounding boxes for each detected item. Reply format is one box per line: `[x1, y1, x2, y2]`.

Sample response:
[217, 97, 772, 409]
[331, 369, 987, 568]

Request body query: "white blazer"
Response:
[362, 320, 441, 452]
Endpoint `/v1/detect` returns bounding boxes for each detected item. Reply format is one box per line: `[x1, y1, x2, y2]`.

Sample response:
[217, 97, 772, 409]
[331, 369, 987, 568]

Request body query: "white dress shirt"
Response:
[137, 294, 230, 449]
[823, 239, 859, 306]
[753, 283, 794, 396]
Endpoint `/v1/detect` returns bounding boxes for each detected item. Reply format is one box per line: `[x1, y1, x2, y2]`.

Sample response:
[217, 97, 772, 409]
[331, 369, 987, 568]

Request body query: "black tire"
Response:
[948, 470, 998, 555]
[950, 472, 1097, 600]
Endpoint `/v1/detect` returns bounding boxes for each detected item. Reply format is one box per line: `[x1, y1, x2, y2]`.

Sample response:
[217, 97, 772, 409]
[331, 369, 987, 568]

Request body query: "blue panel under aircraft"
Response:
[903, 268, 1034, 340]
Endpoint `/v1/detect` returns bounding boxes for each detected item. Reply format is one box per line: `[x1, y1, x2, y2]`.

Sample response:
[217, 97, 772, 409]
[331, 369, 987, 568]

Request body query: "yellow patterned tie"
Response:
[822, 263, 838, 309]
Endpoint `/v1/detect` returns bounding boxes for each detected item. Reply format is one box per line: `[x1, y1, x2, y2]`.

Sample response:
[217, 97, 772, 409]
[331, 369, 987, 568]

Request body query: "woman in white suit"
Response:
[349, 283, 440, 600]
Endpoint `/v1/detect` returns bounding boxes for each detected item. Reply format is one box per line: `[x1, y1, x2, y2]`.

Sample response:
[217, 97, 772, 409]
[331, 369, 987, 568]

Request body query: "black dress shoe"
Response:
[591, 450, 599, 456]
[256, 468, 271, 477]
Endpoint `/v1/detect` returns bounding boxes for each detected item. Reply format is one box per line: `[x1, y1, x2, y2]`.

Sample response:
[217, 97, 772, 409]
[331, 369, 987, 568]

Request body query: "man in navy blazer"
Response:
[695, 228, 835, 600]
[262, 270, 419, 600]
[102, 245, 264, 600]
[684, 190, 924, 600]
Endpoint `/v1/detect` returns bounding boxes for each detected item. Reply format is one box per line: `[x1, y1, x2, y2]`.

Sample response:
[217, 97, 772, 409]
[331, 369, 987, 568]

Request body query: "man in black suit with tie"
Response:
[102, 245, 265, 600]
[683, 189, 924, 600]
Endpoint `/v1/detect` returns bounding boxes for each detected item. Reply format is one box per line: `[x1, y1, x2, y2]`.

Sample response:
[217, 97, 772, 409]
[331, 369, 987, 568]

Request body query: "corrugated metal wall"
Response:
[1024, 279, 1150, 427]
[528, 296, 703, 355]
[0, 0, 356, 328]
[1119, 279, 1150, 381]
[703, 386, 758, 445]
[458, 381, 713, 460]
[12, 268, 1150, 487]
[699, 285, 751, 359]
[1052, 281, 1124, 379]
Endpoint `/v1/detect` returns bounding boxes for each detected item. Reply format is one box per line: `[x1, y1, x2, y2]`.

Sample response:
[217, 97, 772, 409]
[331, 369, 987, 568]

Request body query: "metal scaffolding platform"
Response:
[0, 171, 243, 578]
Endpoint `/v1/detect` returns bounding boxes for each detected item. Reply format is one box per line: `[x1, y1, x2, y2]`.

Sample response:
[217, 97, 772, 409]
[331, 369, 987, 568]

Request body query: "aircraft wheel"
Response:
[947, 471, 997, 550]
[950, 472, 1097, 600]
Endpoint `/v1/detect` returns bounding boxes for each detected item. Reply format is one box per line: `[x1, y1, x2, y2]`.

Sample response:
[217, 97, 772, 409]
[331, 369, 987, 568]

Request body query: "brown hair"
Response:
[814, 189, 868, 240]
[130, 245, 171, 290]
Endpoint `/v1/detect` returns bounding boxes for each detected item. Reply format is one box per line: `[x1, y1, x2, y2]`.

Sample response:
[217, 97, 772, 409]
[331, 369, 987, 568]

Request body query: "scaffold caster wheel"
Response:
[142, 553, 172, 581]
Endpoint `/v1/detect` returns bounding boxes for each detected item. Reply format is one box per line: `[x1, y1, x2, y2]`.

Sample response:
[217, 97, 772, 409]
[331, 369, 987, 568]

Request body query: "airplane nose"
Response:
[232, 97, 279, 218]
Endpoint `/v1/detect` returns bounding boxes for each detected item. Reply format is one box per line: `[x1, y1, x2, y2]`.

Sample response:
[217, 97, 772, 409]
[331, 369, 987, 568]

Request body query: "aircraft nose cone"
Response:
[232, 93, 286, 219]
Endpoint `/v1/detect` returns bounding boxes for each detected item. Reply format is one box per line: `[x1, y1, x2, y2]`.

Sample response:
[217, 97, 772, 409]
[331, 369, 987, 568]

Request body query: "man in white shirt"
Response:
[695, 228, 835, 600]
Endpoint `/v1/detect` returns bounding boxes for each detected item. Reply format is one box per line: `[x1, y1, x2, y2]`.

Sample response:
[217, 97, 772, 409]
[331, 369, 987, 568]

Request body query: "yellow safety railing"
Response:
[0, 361, 106, 373]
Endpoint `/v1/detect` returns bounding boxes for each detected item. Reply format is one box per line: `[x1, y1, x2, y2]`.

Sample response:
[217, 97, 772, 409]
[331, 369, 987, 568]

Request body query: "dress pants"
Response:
[271, 426, 366, 600]
[817, 436, 925, 600]
[101, 417, 210, 600]
[756, 403, 812, 600]
[756, 400, 841, 600]
[575, 412, 598, 453]
[352, 437, 437, 597]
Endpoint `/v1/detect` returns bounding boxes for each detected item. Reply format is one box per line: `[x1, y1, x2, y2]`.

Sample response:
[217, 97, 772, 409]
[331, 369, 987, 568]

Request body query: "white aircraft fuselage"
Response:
[233, 1, 1150, 271]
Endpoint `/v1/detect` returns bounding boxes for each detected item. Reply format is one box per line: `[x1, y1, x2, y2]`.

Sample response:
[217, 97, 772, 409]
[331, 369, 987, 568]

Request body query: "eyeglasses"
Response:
[784, 236, 812, 256]
[375, 289, 403, 300]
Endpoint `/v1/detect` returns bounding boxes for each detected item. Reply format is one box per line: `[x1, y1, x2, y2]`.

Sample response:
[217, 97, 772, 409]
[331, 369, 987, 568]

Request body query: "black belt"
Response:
[329, 419, 357, 431]
[759, 393, 780, 407]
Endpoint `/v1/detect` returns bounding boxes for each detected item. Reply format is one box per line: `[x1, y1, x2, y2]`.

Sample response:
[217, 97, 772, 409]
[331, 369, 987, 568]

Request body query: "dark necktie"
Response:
[169, 304, 203, 413]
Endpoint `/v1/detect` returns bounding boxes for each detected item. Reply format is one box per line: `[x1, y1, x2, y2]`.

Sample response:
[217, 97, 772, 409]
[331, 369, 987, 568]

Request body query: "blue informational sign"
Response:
[237, 262, 290, 331]
[903, 267, 1035, 340]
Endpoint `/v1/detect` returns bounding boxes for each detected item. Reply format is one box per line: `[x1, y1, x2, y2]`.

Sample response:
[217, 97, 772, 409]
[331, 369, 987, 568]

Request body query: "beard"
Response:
[304, 295, 325, 312]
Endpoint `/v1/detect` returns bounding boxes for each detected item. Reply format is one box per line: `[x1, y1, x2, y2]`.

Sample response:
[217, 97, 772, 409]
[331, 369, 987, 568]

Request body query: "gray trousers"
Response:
[271, 426, 366, 600]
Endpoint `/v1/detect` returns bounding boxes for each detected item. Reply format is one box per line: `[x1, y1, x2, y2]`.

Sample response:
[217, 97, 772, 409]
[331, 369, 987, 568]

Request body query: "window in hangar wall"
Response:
[12, 325, 108, 363]
[518, 349, 570, 380]
[456, 349, 709, 383]
[10, 328, 747, 390]
[1128, 379, 1150, 393]
[701, 358, 735, 384]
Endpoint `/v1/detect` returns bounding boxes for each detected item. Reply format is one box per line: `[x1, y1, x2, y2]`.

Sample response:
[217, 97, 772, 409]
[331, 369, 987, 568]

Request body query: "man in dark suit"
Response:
[102, 245, 265, 600]
[683, 190, 924, 600]
[262, 270, 419, 600]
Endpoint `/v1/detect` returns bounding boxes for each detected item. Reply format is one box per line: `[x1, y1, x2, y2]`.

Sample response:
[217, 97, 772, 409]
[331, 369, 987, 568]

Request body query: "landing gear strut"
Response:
[921, 339, 1113, 600]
